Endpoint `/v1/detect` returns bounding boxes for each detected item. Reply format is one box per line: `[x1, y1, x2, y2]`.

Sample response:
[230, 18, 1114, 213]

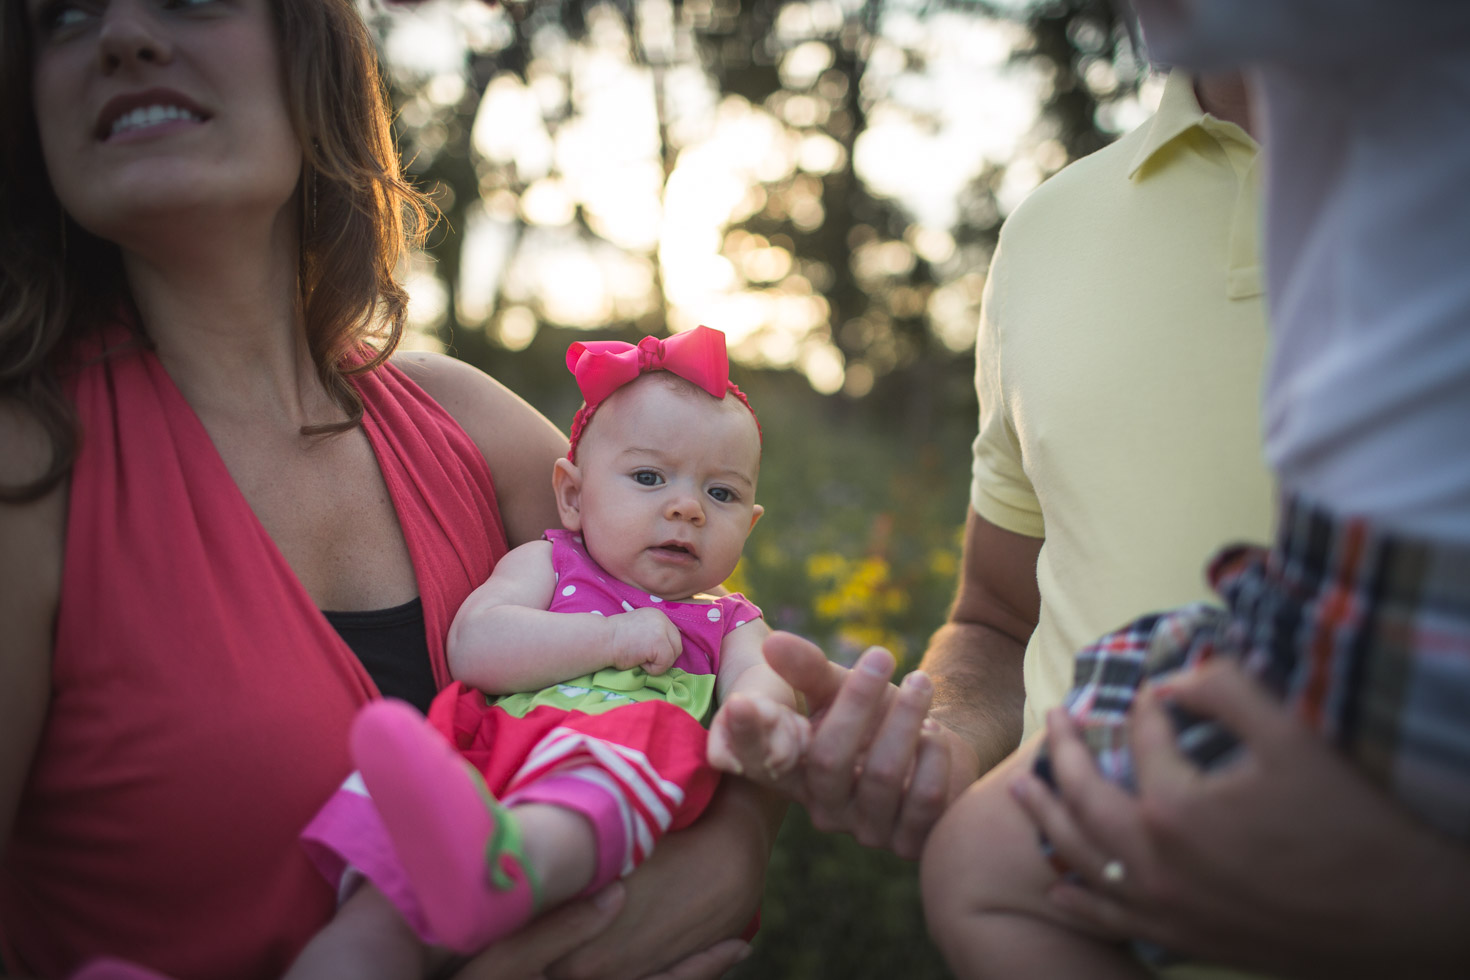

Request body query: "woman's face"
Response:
[28, 0, 301, 244]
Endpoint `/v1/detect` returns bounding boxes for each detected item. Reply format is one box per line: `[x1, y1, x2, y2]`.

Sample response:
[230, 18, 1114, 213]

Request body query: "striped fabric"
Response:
[507, 727, 691, 875]
[1038, 494, 1470, 840]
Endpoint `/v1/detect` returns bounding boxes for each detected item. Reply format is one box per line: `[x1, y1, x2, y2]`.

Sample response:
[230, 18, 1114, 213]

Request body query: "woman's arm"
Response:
[446, 541, 684, 693]
[0, 409, 65, 861]
[542, 774, 786, 980]
[391, 351, 566, 548]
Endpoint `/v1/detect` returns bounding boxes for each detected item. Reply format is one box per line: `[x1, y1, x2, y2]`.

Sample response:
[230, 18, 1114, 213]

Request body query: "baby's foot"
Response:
[351, 699, 541, 953]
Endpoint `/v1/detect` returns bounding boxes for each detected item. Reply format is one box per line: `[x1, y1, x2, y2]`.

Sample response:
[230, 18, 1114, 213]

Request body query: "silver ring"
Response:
[1100, 858, 1126, 885]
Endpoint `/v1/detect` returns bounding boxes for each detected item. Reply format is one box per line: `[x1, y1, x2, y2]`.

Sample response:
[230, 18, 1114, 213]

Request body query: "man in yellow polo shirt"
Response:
[728, 66, 1282, 978]
[735, 69, 1273, 863]
[918, 70, 1278, 980]
[951, 66, 1272, 750]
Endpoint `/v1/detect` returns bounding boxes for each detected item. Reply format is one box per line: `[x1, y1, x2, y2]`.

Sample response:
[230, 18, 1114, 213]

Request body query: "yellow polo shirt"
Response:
[970, 70, 1275, 739]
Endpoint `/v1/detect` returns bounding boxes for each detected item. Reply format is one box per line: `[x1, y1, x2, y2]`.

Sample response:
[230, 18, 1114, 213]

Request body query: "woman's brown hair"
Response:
[0, 0, 432, 501]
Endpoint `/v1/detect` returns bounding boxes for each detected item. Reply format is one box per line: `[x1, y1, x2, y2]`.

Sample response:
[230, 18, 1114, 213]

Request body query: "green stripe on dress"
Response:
[490, 666, 718, 725]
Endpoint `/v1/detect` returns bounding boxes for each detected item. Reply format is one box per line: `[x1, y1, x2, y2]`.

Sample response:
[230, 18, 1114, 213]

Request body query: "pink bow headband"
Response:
[565, 325, 761, 462]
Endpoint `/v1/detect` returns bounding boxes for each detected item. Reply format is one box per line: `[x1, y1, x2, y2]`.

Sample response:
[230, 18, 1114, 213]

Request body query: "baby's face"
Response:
[560, 376, 763, 601]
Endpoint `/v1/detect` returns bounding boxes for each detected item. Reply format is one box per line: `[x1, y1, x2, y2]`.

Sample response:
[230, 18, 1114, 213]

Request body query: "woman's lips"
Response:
[95, 88, 211, 141]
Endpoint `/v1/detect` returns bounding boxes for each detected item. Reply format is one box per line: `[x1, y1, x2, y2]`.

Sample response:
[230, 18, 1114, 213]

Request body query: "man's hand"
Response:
[715, 631, 963, 859]
[1009, 660, 1470, 977]
[712, 512, 1033, 859]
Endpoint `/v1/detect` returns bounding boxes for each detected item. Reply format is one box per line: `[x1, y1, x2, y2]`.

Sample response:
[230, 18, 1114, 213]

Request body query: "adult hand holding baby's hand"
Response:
[707, 694, 812, 780]
[611, 607, 683, 675]
[746, 632, 957, 859]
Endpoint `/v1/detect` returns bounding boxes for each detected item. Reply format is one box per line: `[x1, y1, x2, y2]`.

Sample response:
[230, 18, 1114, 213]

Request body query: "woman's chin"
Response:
[81, 183, 297, 253]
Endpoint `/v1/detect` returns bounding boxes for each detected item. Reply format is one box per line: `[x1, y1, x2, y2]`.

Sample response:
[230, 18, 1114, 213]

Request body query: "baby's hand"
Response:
[610, 607, 683, 675]
[707, 694, 812, 782]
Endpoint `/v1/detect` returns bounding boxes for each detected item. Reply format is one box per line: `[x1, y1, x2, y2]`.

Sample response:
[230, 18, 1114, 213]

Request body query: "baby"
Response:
[296, 325, 806, 968]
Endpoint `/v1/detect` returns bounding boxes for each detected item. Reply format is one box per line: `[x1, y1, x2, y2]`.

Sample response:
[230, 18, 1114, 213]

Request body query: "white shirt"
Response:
[1137, 0, 1470, 542]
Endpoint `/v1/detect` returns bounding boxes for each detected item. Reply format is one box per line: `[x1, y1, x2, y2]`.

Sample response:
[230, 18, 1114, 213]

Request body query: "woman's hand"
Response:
[454, 885, 757, 979]
[1010, 660, 1470, 977]
[536, 776, 782, 980]
[452, 885, 628, 979]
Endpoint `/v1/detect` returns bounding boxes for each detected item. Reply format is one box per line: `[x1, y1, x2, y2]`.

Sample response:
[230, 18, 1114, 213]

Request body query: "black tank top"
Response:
[322, 597, 438, 714]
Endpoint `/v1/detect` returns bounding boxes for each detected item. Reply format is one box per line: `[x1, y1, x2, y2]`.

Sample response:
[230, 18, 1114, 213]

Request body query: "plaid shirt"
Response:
[1041, 495, 1470, 841]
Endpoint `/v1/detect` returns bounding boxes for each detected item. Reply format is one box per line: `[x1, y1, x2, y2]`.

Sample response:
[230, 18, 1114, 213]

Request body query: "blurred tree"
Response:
[374, 0, 1145, 406]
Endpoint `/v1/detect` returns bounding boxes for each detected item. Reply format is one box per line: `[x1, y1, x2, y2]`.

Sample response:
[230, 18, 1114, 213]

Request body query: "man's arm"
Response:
[919, 506, 1042, 779]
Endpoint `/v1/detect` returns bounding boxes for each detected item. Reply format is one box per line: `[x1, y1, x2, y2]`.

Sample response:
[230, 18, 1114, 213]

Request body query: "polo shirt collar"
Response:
[1128, 70, 1256, 180]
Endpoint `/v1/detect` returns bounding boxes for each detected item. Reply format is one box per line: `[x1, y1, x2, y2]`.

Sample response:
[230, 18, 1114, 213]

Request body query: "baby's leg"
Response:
[921, 738, 1147, 980]
[352, 700, 599, 954]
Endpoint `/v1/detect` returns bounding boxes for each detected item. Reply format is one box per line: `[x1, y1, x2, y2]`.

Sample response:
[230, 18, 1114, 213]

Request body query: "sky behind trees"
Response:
[373, 0, 1153, 396]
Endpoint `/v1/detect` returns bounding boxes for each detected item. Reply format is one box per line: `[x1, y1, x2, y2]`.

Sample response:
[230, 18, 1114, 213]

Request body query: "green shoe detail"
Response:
[471, 772, 543, 910]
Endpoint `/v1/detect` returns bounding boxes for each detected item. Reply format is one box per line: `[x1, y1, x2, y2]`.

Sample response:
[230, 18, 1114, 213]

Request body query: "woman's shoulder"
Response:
[387, 349, 567, 548]
[388, 349, 492, 406]
[387, 350, 556, 443]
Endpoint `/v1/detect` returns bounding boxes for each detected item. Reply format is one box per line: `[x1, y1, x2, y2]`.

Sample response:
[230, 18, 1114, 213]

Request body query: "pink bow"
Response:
[566, 325, 730, 408]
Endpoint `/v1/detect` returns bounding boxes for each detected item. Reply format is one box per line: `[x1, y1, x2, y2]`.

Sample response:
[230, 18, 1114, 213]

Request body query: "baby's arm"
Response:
[708, 621, 809, 779]
[448, 541, 683, 693]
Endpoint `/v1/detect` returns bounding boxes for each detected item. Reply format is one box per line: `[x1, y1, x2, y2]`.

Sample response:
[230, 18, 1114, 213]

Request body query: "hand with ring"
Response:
[1007, 662, 1470, 973]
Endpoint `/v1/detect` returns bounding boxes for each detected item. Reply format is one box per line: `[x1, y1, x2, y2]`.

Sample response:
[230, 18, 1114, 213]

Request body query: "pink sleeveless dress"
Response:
[302, 530, 762, 935]
[0, 328, 506, 979]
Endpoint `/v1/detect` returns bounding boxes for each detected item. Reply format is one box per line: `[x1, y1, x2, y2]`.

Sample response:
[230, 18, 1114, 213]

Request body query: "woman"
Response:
[0, 1, 776, 976]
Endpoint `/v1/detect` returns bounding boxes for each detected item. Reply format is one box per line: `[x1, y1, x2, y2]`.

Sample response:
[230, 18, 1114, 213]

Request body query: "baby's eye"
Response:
[632, 470, 663, 487]
[708, 486, 736, 503]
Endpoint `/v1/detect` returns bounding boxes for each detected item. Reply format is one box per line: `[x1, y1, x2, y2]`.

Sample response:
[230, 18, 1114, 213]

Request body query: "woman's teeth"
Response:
[111, 104, 202, 137]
